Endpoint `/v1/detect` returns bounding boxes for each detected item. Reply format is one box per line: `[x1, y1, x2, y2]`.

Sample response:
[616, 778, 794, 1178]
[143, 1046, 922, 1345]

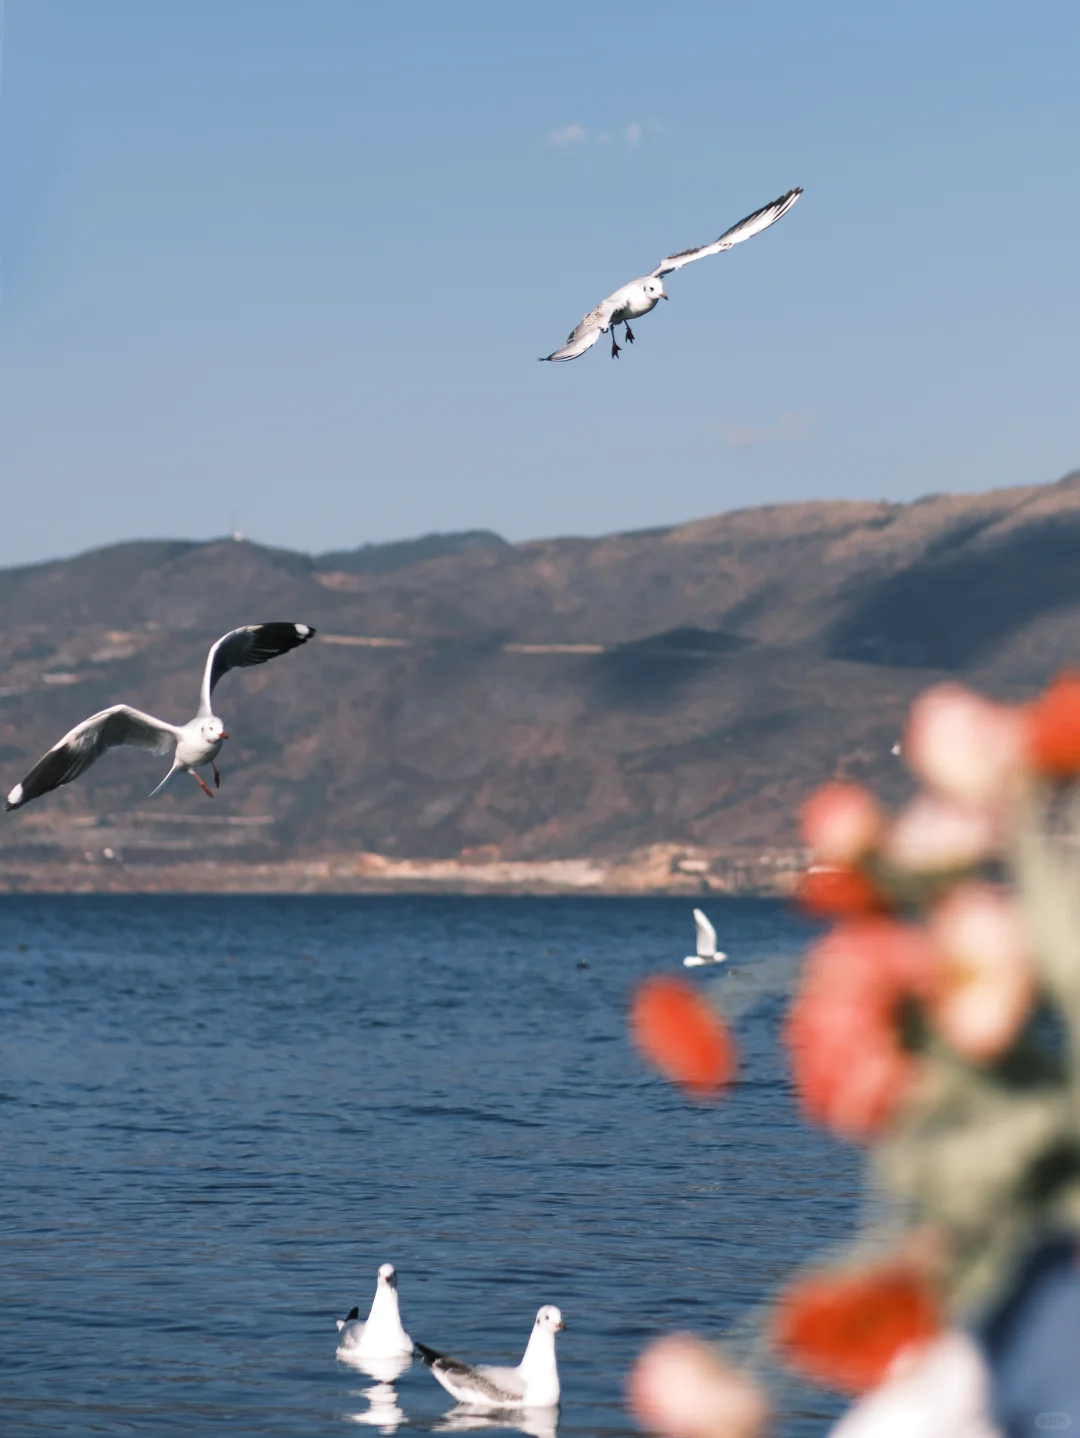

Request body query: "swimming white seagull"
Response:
[541, 187, 802, 361]
[337, 1263, 415, 1366]
[4, 622, 315, 811]
[684, 907, 727, 967]
[416, 1305, 565, 1410]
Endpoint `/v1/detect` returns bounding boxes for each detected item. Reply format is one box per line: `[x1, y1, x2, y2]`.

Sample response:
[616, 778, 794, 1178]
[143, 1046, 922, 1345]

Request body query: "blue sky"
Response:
[1, 1, 1078, 567]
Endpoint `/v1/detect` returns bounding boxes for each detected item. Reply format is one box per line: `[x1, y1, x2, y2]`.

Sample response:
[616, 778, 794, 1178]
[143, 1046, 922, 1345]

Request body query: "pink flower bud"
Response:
[928, 884, 1034, 1061]
[801, 782, 883, 864]
[628, 1335, 769, 1438]
[883, 795, 998, 874]
[904, 684, 1025, 810]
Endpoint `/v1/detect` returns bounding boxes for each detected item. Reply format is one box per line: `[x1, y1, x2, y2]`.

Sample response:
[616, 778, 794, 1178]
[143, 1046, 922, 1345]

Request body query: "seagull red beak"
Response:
[220, 730, 230, 740]
[660, 292, 669, 300]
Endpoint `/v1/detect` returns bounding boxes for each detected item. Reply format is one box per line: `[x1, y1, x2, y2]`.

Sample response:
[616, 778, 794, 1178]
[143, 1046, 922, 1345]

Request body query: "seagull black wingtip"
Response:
[413, 1342, 442, 1367]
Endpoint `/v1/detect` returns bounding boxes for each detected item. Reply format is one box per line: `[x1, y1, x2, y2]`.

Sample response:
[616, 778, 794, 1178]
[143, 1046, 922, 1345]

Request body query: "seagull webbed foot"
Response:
[212, 763, 221, 789]
[610, 335, 621, 358]
[625, 324, 634, 344]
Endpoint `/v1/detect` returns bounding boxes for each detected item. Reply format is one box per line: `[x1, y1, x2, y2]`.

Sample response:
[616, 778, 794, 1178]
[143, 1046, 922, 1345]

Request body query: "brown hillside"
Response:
[1, 472, 1078, 880]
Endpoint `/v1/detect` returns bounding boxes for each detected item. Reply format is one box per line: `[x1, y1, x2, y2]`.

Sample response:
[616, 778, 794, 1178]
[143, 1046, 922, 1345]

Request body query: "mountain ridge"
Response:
[2, 471, 1078, 885]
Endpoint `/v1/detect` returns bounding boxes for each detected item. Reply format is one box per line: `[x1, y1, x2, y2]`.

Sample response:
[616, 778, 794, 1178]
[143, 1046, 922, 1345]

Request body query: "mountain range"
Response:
[2, 470, 1079, 888]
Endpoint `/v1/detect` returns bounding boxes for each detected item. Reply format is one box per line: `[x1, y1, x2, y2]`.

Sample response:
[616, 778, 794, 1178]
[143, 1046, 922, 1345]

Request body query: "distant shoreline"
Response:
[0, 842, 803, 897]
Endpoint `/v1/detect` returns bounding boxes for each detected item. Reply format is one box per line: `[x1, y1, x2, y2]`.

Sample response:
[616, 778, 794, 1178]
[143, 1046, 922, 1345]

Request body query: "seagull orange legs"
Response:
[212, 763, 221, 789]
[191, 771, 214, 799]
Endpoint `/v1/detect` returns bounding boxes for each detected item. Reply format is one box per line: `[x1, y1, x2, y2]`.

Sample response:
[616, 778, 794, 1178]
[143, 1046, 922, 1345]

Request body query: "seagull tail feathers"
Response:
[149, 762, 182, 798]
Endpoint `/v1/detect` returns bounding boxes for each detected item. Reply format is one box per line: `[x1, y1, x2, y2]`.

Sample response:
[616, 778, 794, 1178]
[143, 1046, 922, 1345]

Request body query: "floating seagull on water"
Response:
[4, 622, 315, 811]
[416, 1305, 565, 1410]
[684, 907, 727, 967]
[337, 1263, 414, 1368]
[541, 187, 802, 361]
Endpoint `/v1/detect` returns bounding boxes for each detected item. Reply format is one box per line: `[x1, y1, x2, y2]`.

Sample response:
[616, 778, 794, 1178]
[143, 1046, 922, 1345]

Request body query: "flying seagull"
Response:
[684, 907, 727, 967]
[336, 1262, 414, 1364]
[416, 1305, 565, 1410]
[5, 622, 315, 811]
[541, 187, 802, 361]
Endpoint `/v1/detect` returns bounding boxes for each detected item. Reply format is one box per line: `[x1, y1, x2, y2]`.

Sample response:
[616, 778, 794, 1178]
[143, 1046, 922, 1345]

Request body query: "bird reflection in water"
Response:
[433, 1406, 559, 1438]
[341, 1351, 410, 1432]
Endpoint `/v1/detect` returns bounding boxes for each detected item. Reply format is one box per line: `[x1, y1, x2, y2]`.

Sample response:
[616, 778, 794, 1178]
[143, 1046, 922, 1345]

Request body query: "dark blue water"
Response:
[1, 896, 857, 1435]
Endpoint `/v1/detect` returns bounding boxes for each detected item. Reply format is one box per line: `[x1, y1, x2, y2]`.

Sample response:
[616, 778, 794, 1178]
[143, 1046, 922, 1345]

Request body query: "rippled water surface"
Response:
[2, 895, 859, 1435]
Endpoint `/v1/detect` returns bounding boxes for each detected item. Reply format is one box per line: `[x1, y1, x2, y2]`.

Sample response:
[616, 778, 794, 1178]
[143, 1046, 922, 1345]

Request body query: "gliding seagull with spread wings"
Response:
[541, 187, 802, 362]
[5, 622, 316, 811]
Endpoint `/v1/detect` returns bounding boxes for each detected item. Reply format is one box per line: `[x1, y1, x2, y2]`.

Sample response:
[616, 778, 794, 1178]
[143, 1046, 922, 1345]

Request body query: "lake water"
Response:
[1, 895, 859, 1435]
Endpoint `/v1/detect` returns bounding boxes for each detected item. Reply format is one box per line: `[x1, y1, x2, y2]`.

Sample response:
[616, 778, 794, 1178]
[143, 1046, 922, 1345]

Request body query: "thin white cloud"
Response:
[548, 120, 657, 149]
[549, 123, 586, 147]
[720, 409, 817, 447]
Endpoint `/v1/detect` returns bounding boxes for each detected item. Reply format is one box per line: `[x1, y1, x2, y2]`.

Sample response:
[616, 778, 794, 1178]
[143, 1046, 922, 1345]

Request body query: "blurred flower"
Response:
[883, 794, 998, 874]
[772, 1262, 941, 1394]
[905, 684, 1025, 810]
[802, 782, 883, 864]
[927, 884, 1034, 1062]
[1025, 670, 1080, 776]
[786, 920, 940, 1140]
[628, 1333, 769, 1438]
[631, 976, 736, 1097]
[798, 864, 887, 918]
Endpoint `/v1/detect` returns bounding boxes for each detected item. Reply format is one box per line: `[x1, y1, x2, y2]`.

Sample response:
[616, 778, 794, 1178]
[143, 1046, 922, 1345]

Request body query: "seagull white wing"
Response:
[651, 187, 802, 277]
[199, 621, 316, 715]
[416, 1344, 527, 1406]
[336, 1307, 363, 1339]
[693, 907, 718, 959]
[474, 1365, 529, 1401]
[5, 705, 179, 811]
[540, 296, 618, 362]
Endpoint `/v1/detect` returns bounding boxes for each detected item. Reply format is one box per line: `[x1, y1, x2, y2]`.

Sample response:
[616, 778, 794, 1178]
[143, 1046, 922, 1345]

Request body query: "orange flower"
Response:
[798, 864, 886, 917]
[905, 683, 1025, 809]
[1026, 670, 1080, 776]
[628, 1334, 769, 1438]
[786, 920, 940, 1140]
[772, 1263, 941, 1394]
[927, 883, 1034, 1061]
[801, 782, 883, 864]
[630, 976, 736, 1097]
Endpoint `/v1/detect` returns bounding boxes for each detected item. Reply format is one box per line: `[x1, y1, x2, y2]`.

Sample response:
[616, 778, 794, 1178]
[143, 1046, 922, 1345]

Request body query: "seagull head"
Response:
[377, 1263, 398, 1289]
[535, 1305, 565, 1334]
[643, 278, 667, 302]
[203, 717, 228, 743]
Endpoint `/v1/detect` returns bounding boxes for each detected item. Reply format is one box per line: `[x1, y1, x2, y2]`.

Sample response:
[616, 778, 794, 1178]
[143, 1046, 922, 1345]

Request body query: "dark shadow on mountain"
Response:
[826, 517, 1080, 670]
[592, 627, 750, 706]
[317, 530, 510, 575]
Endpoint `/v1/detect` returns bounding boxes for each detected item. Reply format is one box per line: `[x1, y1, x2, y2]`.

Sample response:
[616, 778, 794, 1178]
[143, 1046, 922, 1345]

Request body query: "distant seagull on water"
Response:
[541, 187, 802, 361]
[684, 907, 726, 967]
[416, 1305, 565, 1410]
[5, 622, 315, 811]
